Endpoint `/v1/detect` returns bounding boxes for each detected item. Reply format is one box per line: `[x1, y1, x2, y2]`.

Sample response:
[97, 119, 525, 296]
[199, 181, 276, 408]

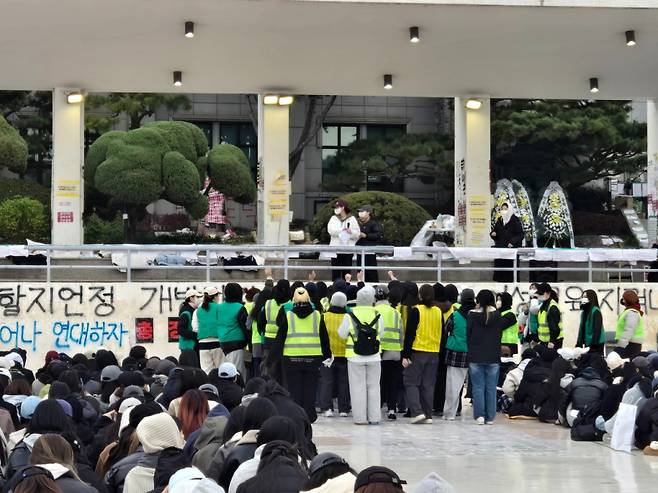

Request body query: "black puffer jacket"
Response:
[104, 450, 144, 493]
[565, 367, 608, 411]
[635, 397, 658, 449]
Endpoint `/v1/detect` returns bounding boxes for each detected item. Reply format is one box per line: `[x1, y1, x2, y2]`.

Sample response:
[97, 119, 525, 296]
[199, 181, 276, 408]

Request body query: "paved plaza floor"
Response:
[313, 412, 658, 492]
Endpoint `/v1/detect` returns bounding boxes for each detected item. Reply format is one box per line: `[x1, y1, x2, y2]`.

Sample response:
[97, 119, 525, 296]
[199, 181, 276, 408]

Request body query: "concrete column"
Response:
[257, 96, 290, 245]
[51, 88, 84, 245]
[453, 97, 491, 247]
[646, 99, 658, 243]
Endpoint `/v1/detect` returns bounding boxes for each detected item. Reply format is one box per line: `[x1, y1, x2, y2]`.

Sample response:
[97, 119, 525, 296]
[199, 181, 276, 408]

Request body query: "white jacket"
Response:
[502, 358, 532, 398]
[302, 472, 356, 493]
[327, 215, 361, 254]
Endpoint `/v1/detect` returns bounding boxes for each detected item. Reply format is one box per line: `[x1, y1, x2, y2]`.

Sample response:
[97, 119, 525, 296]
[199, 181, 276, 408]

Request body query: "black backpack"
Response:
[348, 312, 380, 356]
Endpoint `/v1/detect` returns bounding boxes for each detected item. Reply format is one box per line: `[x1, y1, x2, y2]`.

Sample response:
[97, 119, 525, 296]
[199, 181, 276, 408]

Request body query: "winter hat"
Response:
[607, 351, 630, 371]
[101, 365, 122, 382]
[136, 412, 184, 453]
[129, 346, 147, 360]
[557, 348, 576, 361]
[412, 472, 456, 493]
[460, 288, 475, 304]
[45, 350, 60, 365]
[218, 362, 238, 379]
[123, 385, 145, 401]
[5, 352, 24, 367]
[356, 286, 376, 306]
[20, 396, 42, 420]
[330, 291, 348, 308]
[647, 352, 658, 370]
[156, 359, 176, 376]
[146, 357, 161, 371]
[129, 401, 164, 429]
[56, 399, 73, 417]
[169, 467, 207, 493]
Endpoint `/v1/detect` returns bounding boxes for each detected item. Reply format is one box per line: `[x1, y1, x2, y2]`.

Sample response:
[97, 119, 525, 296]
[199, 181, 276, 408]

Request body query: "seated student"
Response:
[210, 363, 244, 412]
[634, 376, 658, 453]
[502, 349, 538, 400]
[301, 452, 356, 493]
[236, 441, 308, 493]
[562, 367, 608, 427]
[353, 466, 407, 493]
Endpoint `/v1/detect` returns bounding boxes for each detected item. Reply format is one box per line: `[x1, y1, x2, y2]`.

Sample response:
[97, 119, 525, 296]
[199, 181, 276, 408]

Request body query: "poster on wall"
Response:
[135, 318, 154, 343]
[167, 317, 179, 343]
[467, 195, 489, 246]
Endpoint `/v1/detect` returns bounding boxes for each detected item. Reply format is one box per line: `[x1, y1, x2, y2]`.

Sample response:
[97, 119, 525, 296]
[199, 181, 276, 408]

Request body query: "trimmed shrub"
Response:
[0, 196, 47, 243]
[0, 116, 28, 175]
[310, 191, 431, 246]
[84, 213, 124, 244]
[162, 151, 202, 205]
[185, 194, 209, 219]
[207, 144, 257, 203]
[0, 178, 50, 207]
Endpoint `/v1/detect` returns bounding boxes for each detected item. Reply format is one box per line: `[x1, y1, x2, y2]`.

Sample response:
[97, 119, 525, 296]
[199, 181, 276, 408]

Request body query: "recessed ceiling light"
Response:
[384, 74, 393, 90]
[185, 21, 194, 38]
[589, 77, 599, 93]
[625, 30, 636, 46]
[409, 26, 420, 43]
[173, 71, 183, 86]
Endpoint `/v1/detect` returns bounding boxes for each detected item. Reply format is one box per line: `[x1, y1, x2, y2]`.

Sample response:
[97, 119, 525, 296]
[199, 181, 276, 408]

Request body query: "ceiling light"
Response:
[185, 21, 195, 38]
[173, 71, 183, 86]
[384, 74, 393, 90]
[589, 77, 599, 93]
[66, 92, 83, 104]
[409, 26, 420, 43]
[278, 96, 294, 106]
[625, 30, 636, 46]
[263, 95, 279, 105]
[465, 98, 482, 110]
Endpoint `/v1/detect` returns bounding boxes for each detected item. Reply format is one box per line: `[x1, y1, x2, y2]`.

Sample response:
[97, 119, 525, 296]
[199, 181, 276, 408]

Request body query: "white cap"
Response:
[204, 286, 219, 297]
[185, 288, 202, 299]
[606, 351, 630, 371]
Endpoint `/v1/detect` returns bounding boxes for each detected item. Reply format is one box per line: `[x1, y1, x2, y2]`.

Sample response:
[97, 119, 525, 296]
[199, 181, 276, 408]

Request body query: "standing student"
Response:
[526, 283, 540, 345]
[497, 292, 519, 355]
[338, 286, 383, 425]
[259, 280, 290, 382]
[194, 286, 223, 375]
[319, 292, 351, 418]
[443, 288, 476, 420]
[356, 204, 383, 283]
[272, 288, 331, 423]
[376, 286, 404, 421]
[614, 290, 645, 358]
[402, 284, 442, 424]
[535, 283, 564, 349]
[576, 290, 605, 353]
[467, 290, 503, 425]
[248, 288, 270, 379]
[490, 202, 524, 282]
[217, 283, 250, 378]
[327, 199, 361, 281]
[178, 289, 201, 357]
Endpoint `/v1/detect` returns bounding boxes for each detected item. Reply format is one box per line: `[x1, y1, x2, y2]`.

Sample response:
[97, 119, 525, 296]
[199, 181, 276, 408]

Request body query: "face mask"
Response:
[358, 211, 368, 220]
[528, 289, 537, 296]
[334, 207, 342, 215]
[496, 300, 502, 309]
[580, 298, 589, 308]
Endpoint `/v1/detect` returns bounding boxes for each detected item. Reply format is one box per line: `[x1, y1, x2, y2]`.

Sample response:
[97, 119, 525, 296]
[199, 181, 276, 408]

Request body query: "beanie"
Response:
[330, 292, 348, 308]
[136, 413, 185, 453]
[20, 396, 42, 420]
[56, 399, 73, 417]
[129, 401, 164, 430]
[356, 286, 376, 306]
[460, 288, 475, 304]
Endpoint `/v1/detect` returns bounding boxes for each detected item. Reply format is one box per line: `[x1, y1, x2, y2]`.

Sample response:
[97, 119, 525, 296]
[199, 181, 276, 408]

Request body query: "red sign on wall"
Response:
[167, 317, 179, 342]
[135, 318, 154, 343]
[57, 211, 74, 223]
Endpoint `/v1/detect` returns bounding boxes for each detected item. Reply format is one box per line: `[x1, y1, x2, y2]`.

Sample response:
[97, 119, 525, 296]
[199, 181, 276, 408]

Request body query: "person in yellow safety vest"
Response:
[614, 290, 645, 359]
[535, 283, 564, 349]
[270, 287, 331, 423]
[319, 291, 351, 418]
[496, 292, 519, 355]
[338, 286, 384, 425]
[245, 286, 268, 378]
[401, 284, 442, 424]
[374, 285, 404, 421]
[258, 279, 291, 383]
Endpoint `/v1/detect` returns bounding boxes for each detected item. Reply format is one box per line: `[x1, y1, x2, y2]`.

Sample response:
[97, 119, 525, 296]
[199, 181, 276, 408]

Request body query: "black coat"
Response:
[635, 397, 658, 449]
[219, 442, 259, 490]
[356, 219, 383, 246]
[104, 451, 144, 493]
[490, 215, 524, 248]
[236, 458, 306, 493]
[466, 310, 503, 364]
[565, 368, 608, 411]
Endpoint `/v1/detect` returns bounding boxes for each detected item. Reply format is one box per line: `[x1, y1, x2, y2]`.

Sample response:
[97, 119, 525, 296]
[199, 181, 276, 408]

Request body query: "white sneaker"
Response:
[324, 409, 334, 418]
[425, 418, 433, 424]
[411, 414, 427, 424]
[485, 421, 494, 425]
[339, 412, 349, 417]
[476, 417, 485, 425]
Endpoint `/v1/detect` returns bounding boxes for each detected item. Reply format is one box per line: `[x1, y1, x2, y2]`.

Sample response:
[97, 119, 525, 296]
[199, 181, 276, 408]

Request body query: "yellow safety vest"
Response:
[264, 300, 281, 339]
[283, 311, 322, 357]
[411, 305, 442, 353]
[245, 302, 261, 346]
[537, 299, 564, 342]
[375, 304, 402, 352]
[345, 306, 380, 358]
[324, 311, 347, 358]
[500, 309, 519, 345]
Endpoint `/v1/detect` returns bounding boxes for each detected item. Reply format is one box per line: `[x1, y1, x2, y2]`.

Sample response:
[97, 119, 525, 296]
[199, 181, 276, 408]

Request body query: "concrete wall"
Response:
[1, 281, 656, 369]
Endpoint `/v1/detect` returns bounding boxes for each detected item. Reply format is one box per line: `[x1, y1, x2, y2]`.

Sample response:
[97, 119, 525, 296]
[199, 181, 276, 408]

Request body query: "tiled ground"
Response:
[312, 412, 658, 492]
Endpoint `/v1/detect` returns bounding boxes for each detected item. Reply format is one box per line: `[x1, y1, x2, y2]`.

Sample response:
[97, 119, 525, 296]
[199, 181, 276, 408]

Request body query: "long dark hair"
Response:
[223, 405, 247, 443]
[583, 289, 599, 309]
[251, 287, 273, 319]
[418, 284, 436, 307]
[242, 398, 278, 434]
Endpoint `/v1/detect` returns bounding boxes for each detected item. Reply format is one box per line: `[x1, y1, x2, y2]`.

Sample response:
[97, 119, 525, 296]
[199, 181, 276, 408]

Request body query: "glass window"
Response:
[340, 126, 358, 146]
[366, 124, 406, 141]
[321, 125, 361, 180]
[188, 121, 213, 148]
[322, 126, 338, 147]
[219, 122, 258, 177]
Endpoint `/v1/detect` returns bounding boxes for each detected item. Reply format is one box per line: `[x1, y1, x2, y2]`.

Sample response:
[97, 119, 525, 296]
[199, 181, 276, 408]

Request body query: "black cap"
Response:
[358, 204, 373, 214]
[354, 466, 406, 491]
[308, 452, 348, 476]
[535, 282, 551, 295]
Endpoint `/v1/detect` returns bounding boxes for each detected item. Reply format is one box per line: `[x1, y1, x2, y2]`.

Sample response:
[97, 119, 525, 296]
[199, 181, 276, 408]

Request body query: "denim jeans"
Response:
[468, 363, 500, 422]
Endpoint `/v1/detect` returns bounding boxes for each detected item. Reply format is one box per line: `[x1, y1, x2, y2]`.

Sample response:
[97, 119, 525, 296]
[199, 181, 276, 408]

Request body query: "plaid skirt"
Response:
[445, 349, 469, 368]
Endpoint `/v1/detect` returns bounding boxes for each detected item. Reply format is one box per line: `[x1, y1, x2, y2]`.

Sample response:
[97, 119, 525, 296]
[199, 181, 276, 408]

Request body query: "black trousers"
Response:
[363, 254, 379, 283]
[381, 359, 402, 411]
[493, 258, 515, 283]
[331, 254, 353, 281]
[319, 358, 350, 413]
[284, 357, 321, 423]
[615, 342, 641, 359]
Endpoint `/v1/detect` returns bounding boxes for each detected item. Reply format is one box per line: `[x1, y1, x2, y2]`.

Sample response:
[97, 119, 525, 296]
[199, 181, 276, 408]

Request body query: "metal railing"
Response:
[0, 244, 655, 283]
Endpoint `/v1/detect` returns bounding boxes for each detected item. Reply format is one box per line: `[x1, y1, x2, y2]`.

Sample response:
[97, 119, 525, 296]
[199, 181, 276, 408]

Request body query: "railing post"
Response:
[126, 249, 132, 283]
[513, 254, 518, 283]
[437, 250, 442, 283]
[206, 251, 211, 283]
[588, 259, 593, 283]
[46, 248, 51, 284]
[284, 249, 289, 280]
[360, 249, 365, 277]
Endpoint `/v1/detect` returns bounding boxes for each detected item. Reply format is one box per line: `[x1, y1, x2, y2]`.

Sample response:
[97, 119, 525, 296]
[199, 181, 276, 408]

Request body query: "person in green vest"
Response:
[576, 290, 605, 353]
[194, 286, 223, 374]
[177, 288, 201, 354]
[258, 279, 291, 382]
[443, 288, 475, 420]
[271, 287, 331, 423]
[535, 283, 564, 349]
[614, 290, 645, 358]
[247, 287, 270, 379]
[217, 282, 249, 379]
[375, 285, 404, 421]
[497, 292, 519, 355]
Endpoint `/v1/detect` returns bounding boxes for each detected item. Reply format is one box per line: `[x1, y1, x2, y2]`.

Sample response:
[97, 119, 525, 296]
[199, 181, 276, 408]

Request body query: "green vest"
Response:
[582, 306, 605, 346]
[196, 302, 220, 340]
[345, 306, 380, 358]
[528, 313, 539, 335]
[537, 300, 564, 342]
[264, 300, 281, 339]
[500, 309, 519, 345]
[375, 304, 402, 351]
[615, 308, 644, 341]
[178, 310, 195, 351]
[245, 302, 262, 346]
[283, 311, 322, 357]
[445, 310, 468, 353]
[217, 302, 245, 344]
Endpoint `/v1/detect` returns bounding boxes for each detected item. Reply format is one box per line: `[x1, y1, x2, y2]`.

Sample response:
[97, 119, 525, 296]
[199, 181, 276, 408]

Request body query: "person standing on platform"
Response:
[327, 199, 361, 281]
[356, 204, 383, 283]
[217, 283, 249, 379]
[497, 292, 519, 355]
[490, 202, 524, 283]
[536, 283, 564, 349]
[576, 290, 605, 354]
[178, 289, 201, 358]
[194, 286, 223, 374]
[614, 290, 645, 359]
